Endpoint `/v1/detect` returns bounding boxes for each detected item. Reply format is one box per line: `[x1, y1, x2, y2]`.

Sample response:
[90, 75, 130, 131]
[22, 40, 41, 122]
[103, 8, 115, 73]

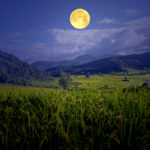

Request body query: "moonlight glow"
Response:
[70, 8, 90, 29]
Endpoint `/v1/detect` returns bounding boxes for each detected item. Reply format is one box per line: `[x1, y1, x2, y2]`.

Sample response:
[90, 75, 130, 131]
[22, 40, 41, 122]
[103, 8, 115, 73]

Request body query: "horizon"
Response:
[0, 0, 150, 63]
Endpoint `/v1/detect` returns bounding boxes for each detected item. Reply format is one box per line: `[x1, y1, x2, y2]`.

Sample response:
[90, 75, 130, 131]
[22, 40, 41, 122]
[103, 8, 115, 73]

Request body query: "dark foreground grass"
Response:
[0, 86, 150, 150]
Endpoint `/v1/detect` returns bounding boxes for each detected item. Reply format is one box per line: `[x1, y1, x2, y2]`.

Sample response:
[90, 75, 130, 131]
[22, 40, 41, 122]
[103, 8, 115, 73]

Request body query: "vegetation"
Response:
[0, 50, 51, 85]
[0, 50, 150, 149]
[71, 74, 150, 90]
[47, 52, 150, 75]
[32, 55, 97, 71]
[122, 76, 129, 81]
[59, 71, 71, 89]
[85, 72, 90, 78]
[0, 85, 150, 150]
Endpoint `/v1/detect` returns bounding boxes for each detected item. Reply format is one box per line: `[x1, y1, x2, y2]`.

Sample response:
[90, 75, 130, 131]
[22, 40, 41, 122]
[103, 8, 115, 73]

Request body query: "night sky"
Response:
[0, 0, 150, 63]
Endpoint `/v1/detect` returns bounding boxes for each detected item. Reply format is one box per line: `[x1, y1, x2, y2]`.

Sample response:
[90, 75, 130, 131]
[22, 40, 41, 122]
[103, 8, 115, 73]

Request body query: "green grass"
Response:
[31, 78, 59, 89]
[71, 74, 150, 89]
[16, 74, 150, 90]
[0, 84, 150, 150]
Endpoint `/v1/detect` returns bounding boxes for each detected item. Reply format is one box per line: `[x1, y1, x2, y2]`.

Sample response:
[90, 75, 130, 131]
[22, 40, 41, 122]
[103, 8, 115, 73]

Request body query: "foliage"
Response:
[47, 52, 150, 75]
[122, 76, 129, 81]
[0, 50, 51, 85]
[85, 72, 90, 78]
[71, 74, 150, 90]
[0, 85, 150, 150]
[32, 55, 96, 71]
[59, 71, 71, 89]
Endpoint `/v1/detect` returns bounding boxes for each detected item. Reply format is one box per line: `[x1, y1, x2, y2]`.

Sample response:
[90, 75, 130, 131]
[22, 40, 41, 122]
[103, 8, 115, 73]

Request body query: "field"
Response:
[71, 74, 150, 89]
[0, 74, 150, 150]
[31, 74, 150, 89]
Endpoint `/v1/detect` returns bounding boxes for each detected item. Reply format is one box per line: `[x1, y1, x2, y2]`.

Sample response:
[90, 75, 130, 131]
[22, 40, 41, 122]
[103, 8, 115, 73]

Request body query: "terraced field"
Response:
[71, 74, 150, 89]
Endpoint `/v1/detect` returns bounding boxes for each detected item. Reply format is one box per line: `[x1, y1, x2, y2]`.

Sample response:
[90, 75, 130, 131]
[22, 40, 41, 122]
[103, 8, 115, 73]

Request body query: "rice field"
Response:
[0, 85, 150, 150]
[71, 74, 150, 89]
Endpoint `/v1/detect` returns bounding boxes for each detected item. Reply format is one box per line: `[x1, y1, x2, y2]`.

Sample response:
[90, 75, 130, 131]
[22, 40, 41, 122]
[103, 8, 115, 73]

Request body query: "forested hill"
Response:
[0, 50, 51, 84]
[32, 55, 97, 71]
[46, 52, 150, 75]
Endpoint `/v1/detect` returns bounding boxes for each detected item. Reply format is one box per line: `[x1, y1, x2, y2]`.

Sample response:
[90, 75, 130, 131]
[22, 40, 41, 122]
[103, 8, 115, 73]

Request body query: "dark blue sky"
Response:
[0, 0, 150, 62]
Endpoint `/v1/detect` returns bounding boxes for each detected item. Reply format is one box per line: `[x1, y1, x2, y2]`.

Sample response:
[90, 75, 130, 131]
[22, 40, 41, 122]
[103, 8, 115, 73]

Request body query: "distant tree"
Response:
[111, 72, 115, 75]
[142, 82, 149, 88]
[0, 73, 8, 83]
[0, 50, 52, 84]
[59, 71, 71, 89]
[104, 84, 109, 89]
[98, 72, 102, 76]
[122, 76, 129, 81]
[7, 78, 31, 86]
[85, 72, 90, 78]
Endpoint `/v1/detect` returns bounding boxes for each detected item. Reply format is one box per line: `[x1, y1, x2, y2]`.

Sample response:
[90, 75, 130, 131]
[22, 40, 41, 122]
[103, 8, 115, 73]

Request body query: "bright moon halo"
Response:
[70, 8, 90, 29]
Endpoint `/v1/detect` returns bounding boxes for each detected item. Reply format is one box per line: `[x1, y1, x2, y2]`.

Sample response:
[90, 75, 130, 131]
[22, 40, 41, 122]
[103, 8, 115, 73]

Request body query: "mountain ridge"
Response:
[0, 50, 51, 84]
[31, 55, 98, 71]
[46, 52, 150, 75]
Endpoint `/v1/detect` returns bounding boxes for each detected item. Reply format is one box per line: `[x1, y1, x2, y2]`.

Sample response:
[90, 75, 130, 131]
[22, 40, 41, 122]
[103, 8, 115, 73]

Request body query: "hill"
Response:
[32, 55, 97, 71]
[46, 52, 150, 75]
[0, 50, 51, 84]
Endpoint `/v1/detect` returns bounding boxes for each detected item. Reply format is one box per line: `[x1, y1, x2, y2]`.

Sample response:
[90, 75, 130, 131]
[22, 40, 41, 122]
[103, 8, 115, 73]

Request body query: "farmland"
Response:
[71, 74, 150, 89]
[0, 74, 150, 150]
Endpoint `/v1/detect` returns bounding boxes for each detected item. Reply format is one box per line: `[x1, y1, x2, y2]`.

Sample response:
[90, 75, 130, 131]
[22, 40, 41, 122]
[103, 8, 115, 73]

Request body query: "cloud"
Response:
[0, 31, 55, 63]
[96, 18, 119, 24]
[50, 17, 150, 58]
[51, 28, 124, 58]
[125, 17, 150, 29]
[125, 9, 140, 16]
[0, 17, 150, 62]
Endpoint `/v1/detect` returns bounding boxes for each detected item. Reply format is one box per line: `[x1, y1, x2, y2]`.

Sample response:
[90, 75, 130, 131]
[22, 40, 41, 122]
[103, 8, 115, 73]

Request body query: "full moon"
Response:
[70, 8, 90, 29]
